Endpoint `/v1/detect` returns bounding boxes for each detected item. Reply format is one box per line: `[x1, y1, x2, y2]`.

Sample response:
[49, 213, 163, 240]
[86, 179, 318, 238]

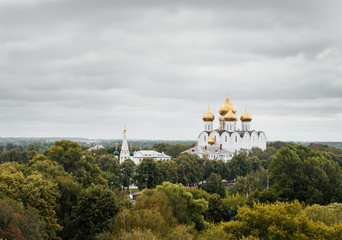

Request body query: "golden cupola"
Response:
[240, 108, 252, 122]
[202, 106, 215, 122]
[224, 110, 237, 121]
[208, 134, 216, 145]
[219, 97, 236, 116]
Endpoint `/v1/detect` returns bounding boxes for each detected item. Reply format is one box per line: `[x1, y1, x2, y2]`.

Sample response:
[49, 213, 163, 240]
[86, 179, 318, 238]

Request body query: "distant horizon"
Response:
[1, 136, 341, 143]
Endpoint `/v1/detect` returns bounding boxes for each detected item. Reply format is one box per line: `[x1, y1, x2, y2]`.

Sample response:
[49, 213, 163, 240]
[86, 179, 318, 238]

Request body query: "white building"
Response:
[115, 129, 172, 165]
[132, 150, 171, 165]
[184, 93, 266, 162]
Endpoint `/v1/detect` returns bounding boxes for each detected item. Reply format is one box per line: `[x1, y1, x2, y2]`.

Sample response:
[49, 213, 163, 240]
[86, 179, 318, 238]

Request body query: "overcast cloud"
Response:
[0, 0, 341, 141]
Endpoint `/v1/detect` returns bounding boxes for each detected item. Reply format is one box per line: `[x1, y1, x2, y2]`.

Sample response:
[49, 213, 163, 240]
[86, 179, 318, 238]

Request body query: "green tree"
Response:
[95, 154, 121, 189]
[203, 158, 214, 180]
[28, 158, 82, 239]
[228, 153, 252, 179]
[190, 187, 211, 201]
[112, 192, 177, 239]
[0, 198, 46, 240]
[55, 176, 82, 240]
[95, 154, 120, 173]
[144, 182, 208, 231]
[269, 145, 342, 204]
[152, 143, 170, 153]
[48, 140, 106, 187]
[205, 194, 223, 223]
[72, 184, 120, 240]
[157, 160, 178, 183]
[258, 189, 278, 203]
[174, 153, 204, 186]
[202, 173, 225, 198]
[0, 149, 22, 164]
[27, 143, 41, 152]
[221, 201, 342, 240]
[304, 203, 342, 226]
[48, 141, 82, 171]
[230, 176, 253, 197]
[135, 158, 161, 189]
[246, 168, 269, 191]
[212, 160, 230, 180]
[166, 144, 192, 158]
[221, 193, 247, 221]
[0, 162, 61, 239]
[120, 159, 135, 191]
[21, 173, 61, 239]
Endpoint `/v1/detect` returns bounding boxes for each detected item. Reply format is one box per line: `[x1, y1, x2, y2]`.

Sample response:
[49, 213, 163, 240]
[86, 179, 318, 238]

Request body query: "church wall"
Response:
[198, 129, 266, 153]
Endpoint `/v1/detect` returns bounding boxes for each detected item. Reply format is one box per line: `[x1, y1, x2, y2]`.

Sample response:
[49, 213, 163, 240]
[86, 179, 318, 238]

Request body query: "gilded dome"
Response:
[202, 107, 215, 122]
[208, 135, 216, 145]
[224, 110, 237, 121]
[219, 97, 236, 115]
[240, 108, 252, 122]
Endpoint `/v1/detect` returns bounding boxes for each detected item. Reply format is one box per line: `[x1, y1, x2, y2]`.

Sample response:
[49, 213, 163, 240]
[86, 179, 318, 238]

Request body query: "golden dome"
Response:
[208, 134, 216, 145]
[219, 97, 236, 115]
[240, 108, 252, 122]
[202, 106, 215, 122]
[224, 110, 237, 121]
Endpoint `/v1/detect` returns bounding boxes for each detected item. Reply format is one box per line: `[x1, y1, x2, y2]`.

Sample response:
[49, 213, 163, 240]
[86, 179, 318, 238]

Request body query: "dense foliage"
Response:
[1, 140, 342, 239]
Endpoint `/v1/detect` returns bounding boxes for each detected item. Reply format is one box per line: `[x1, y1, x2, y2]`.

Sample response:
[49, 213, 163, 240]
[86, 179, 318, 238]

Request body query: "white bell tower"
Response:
[119, 128, 130, 162]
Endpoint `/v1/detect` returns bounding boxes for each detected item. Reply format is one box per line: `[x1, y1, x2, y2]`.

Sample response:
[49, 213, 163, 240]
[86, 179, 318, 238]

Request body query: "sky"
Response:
[0, 0, 341, 141]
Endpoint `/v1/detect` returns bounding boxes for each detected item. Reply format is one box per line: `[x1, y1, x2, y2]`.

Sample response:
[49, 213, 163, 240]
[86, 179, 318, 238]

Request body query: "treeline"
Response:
[0, 138, 196, 154]
[1, 140, 342, 239]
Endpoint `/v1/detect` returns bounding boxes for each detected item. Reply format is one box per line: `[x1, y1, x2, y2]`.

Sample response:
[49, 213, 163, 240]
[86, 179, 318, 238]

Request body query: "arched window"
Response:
[235, 136, 237, 142]
[204, 136, 206, 142]
[225, 136, 227, 142]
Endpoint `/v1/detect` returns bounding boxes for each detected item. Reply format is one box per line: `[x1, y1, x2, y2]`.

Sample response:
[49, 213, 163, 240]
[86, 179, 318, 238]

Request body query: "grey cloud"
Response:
[0, 0, 341, 140]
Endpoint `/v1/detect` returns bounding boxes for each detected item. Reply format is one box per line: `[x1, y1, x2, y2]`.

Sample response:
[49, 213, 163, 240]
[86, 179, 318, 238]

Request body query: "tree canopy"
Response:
[269, 145, 342, 204]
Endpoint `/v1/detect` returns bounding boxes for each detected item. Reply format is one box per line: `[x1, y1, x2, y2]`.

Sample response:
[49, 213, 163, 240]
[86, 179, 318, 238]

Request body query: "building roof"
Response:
[88, 144, 105, 151]
[133, 150, 171, 158]
[183, 145, 233, 155]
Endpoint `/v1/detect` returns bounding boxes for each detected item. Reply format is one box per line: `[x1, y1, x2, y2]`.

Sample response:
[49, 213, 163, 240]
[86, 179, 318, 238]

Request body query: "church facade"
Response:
[184, 94, 266, 162]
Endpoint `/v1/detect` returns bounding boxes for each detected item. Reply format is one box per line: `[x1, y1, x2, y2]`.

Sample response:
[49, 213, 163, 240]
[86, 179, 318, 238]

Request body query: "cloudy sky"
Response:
[0, 0, 341, 141]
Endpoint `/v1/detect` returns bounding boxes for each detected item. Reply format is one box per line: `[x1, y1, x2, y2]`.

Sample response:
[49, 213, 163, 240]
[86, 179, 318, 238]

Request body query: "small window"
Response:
[225, 136, 227, 142]
[235, 136, 237, 142]
[204, 136, 206, 142]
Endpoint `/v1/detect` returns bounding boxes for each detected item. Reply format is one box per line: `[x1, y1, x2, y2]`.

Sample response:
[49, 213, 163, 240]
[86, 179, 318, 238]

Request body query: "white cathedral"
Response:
[184, 94, 266, 162]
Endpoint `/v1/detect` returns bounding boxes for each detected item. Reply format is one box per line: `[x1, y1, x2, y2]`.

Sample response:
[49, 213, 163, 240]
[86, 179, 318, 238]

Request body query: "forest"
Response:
[1, 140, 342, 239]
